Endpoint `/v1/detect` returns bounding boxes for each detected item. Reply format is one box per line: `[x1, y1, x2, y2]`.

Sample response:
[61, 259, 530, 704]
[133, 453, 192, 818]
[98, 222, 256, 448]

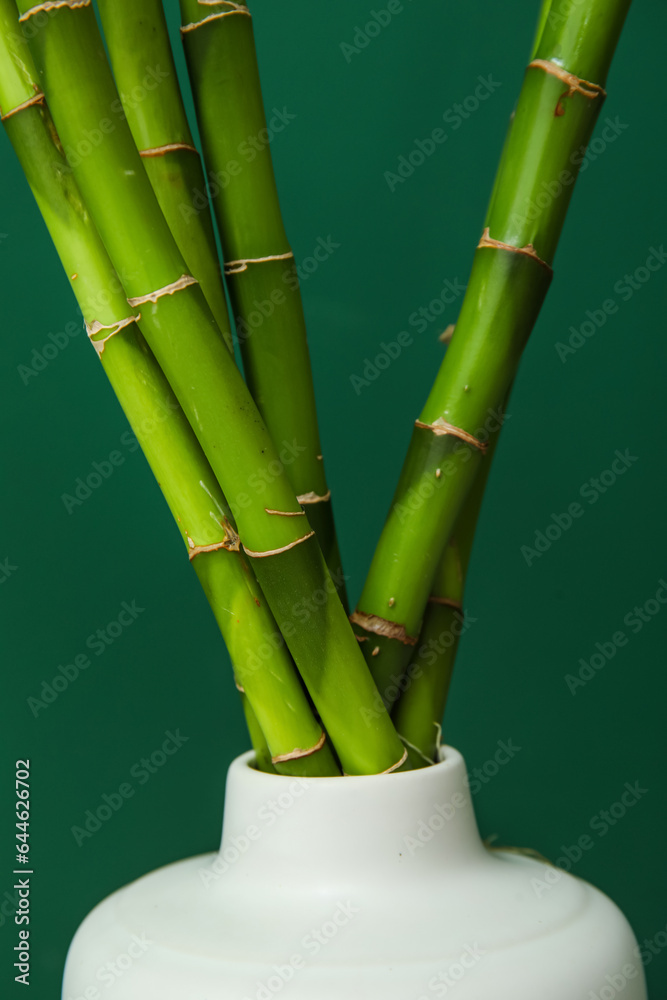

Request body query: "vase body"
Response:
[62, 746, 647, 999]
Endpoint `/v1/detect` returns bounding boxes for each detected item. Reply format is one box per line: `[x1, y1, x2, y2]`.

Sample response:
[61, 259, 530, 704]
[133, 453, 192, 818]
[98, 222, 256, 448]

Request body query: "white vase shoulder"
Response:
[63, 746, 647, 1000]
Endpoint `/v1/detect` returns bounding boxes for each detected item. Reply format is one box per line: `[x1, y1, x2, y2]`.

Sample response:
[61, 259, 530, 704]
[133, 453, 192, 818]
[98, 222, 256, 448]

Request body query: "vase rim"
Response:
[233, 743, 459, 784]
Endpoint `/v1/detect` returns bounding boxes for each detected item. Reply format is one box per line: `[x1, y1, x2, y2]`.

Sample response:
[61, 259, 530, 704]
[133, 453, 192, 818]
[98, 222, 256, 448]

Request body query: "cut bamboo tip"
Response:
[85, 315, 139, 356]
[349, 611, 418, 646]
[414, 418, 488, 453]
[140, 143, 199, 158]
[271, 730, 326, 764]
[127, 274, 198, 307]
[243, 530, 315, 559]
[224, 252, 294, 276]
[19, 0, 90, 21]
[477, 228, 552, 273]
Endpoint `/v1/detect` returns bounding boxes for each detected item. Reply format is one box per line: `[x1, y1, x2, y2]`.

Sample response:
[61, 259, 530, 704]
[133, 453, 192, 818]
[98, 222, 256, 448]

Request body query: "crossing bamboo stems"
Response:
[392, 419, 504, 766]
[97, 0, 232, 348]
[0, 4, 340, 776]
[352, 0, 632, 694]
[15, 0, 406, 775]
[179, 0, 346, 604]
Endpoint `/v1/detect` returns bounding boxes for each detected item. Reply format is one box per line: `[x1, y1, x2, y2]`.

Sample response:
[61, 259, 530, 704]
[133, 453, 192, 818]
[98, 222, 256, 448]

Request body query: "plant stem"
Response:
[0, 3, 341, 777]
[179, 0, 347, 604]
[241, 695, 277, 774]
[16, 0, 406, 775]
[351, 0, 632, 693]
[392, 416, 504, 766]
[96, 0, 232, 348]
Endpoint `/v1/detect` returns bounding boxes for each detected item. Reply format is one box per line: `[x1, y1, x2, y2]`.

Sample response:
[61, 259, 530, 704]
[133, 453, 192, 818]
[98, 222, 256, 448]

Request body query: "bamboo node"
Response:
[428, 596, 463, 612]
[528, 59, 606, 115]
[186, 516, 240, 559]
[0, 91, 45, 122]
[139, 142, 199, 158]
[181, 5, 251, 34]
[297, 490, 331, 505]
[414, 418, 488, 453]
[264, 508, 306, 517]
[349, 611, 418, 646]
[477, 228, 552, 272]
[224, 252, 294, 276]
[19, 0, 90, 21]
[243, 530, 315, 559]
[272, 730, 326, 764]
[127, 274, 198, 307]
[85, 314, 139, 356]
[188, 540, 228, 561]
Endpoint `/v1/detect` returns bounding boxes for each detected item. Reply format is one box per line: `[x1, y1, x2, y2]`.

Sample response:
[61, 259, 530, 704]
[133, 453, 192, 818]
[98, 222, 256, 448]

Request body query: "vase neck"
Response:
[215, 746, 486, 888]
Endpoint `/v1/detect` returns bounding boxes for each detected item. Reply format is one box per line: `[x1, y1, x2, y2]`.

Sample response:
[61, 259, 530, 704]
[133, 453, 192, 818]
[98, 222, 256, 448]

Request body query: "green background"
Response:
[1, 0, 665, 995]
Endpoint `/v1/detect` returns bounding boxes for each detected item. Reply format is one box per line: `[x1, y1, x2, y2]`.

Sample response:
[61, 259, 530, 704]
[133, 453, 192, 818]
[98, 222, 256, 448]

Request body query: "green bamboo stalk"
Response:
[15, 0, 406, 775]
[351, 0, 632, 691]
[392, 418, 504, 766]
[96, 0, 232, 349]
[0, 2, 341, 777]
[241, 694, 277, 774]
[179, 0, 347, 605]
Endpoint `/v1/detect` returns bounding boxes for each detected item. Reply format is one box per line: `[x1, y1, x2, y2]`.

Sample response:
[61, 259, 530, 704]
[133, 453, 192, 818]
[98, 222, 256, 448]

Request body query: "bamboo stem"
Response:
[352, 0, 632, 693]
[392, 414, 505, 765]
[179, 0, 347, 605]
[15, 0, 405, 775]
[97, 0, 232, 348]
[0, 0, 342, 777]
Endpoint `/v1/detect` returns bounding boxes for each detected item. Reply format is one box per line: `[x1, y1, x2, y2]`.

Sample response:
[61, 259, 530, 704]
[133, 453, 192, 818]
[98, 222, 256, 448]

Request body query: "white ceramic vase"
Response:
[62, 745, 647, 999]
